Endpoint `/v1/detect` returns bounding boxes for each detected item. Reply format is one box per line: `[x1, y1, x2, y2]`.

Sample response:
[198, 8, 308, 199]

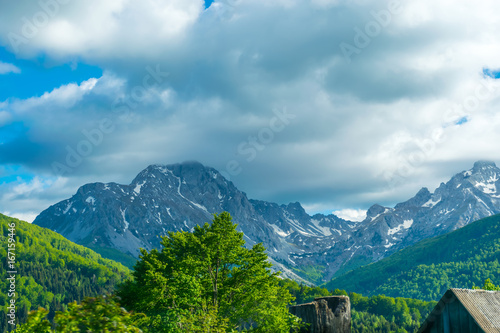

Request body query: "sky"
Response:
[1, 0, 500, 223]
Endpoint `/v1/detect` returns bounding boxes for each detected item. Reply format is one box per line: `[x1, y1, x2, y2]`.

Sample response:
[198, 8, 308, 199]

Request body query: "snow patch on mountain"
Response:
[134, 181, 146, 195]
[474, 181, 497, 194]
[422, 198, 440, 208]
[310, 219, 332, 236]
[387, 219, 413, 235]
[120, 208, 129, 232]
[63, 201, 73, 214]
[269, 224, 289, 238]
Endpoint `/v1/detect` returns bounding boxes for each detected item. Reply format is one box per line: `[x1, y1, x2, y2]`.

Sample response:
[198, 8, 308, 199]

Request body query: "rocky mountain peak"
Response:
[453, 160, 500, 196]
[366, 204, 386, 218]
[473, 160, 497, 170]
[133, 162, 223, 183]
[416, 187, 430, 195]
[394, 187, 431, 210]
[285, 202, 307, 214]
[33, 160, 500, 284]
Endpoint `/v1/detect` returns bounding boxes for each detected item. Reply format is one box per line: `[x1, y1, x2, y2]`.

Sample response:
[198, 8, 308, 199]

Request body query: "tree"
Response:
[13, 308, 52, 333]
[14, 295, 144, 332]
[118, 212, 301, 332]
[474, 278, 500, 291]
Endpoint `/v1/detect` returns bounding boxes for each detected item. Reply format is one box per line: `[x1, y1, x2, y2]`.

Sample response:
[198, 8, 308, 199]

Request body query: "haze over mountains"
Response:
[34, 160, 500, 283]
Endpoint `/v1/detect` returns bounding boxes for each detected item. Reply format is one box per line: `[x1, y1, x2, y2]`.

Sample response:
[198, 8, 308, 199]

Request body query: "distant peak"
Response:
[139, 161, 210, 176]
[473, 160, 497, 169]
[366, 204, 385, 217]
[286, 202, 306, 213]
[416, 187, 430, 195]
[147, 161, 205, 170]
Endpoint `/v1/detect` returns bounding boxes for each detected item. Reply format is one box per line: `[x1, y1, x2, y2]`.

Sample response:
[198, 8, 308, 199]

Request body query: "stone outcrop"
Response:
[289, 296, 350, 333]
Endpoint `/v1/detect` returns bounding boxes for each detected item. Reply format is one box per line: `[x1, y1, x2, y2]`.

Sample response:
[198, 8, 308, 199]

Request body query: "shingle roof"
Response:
[450, 288, 500, 333]
[418, 289, 500, 333]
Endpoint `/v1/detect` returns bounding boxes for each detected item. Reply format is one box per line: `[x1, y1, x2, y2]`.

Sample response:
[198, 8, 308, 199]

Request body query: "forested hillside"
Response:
[280, 279, 437, 333]
[0, 214, 130, 331]
[6, 210, 499, 331]
[326, 214, 500, 300]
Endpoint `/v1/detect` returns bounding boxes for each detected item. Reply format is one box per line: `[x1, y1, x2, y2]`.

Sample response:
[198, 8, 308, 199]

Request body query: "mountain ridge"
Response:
[34, 160, 500, 283]
[324, 213, 500, 300]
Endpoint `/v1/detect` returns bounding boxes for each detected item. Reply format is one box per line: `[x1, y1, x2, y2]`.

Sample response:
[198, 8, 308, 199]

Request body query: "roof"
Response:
[451, 288, 500, 332]
[418, 288, 500, 333]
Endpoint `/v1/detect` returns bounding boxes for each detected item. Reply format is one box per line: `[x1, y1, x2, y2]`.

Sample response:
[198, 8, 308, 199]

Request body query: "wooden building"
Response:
[418, 288, 500, 333]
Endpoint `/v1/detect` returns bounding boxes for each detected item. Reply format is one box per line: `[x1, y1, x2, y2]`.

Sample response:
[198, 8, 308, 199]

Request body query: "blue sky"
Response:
[1, 0, 500, 222]
[0, 47, 102, 100]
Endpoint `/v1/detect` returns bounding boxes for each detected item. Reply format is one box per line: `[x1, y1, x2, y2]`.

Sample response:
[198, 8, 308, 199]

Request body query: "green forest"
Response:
[11, 212, 303, 332]
[279, 279, 437, 333]
[325, 214, 500, 300]
[2, 212, 500, 331]
[0, 214, 130, 331]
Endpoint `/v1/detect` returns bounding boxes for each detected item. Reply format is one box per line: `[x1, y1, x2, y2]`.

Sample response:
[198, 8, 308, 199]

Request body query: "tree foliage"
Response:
[0, 214, 130, 331]
[14, 296, 144, 332]
[473, 278, 500, 291]
[118, 212, 300, 332]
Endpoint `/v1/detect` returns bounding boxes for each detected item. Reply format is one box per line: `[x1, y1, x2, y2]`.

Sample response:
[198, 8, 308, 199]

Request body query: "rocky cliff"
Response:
[289, 296, 351, 333]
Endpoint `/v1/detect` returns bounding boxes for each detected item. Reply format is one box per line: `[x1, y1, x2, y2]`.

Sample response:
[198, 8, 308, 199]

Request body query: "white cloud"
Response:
[333, 209, 367, 222]
[0, 175, 71, 222]
[2, 176, 67, 201]
[4, 211, 38, 223]
[0, 61, 20, 74]
[0, 0, 204, 59]
[0, 110, 12, 125]
[2, 1, 500, 218]
[12, 77, 98, 113]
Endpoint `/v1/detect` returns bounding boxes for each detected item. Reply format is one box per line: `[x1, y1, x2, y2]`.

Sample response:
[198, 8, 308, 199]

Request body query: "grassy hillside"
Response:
[325, 214, 500, 301]
[0, 214, 131, 330]
[84, 245, 138, 269]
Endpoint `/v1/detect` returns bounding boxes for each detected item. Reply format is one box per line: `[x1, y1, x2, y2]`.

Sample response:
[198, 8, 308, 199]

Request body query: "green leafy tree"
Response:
[13, 308, 51, 333]
[473, 278, 500, 291]
[118, 212, 301, 332]
[14, 295, 144, 332]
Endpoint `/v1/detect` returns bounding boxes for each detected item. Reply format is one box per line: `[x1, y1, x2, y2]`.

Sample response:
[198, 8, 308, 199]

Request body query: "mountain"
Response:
[34, 160, 500, 283]
[0, 214, 130, 331]
[33, 162, 352, 281]
[325, 213, 500, 301]
[298, 160, 500, 281]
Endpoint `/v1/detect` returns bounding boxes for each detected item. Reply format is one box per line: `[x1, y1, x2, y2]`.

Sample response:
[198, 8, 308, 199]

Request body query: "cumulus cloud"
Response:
[0, 61, 20, 74]
[333, 209, 367, 222]
[4, 212, 38, 223]
[0, 174, 71, 222]
[1, 0, 500, 218]
[0, 0, 204, 57]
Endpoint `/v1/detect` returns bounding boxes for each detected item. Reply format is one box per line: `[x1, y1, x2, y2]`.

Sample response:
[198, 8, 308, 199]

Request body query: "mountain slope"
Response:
[325, 213, 500, 300]
[308, 160, 500, 281]
[0, 214, 130, 330]
[34, 162, 352, 281]
[34, 160, 500, 283]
